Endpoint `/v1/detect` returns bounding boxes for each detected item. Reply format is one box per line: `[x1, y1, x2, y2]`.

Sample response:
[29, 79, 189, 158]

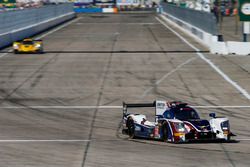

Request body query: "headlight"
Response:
[173, 122, 185, 132]
[221, 121, 229, 130]
[184, 123, 194, 132]
[13, 44, 19, 49]
[35, 44, 41, 48]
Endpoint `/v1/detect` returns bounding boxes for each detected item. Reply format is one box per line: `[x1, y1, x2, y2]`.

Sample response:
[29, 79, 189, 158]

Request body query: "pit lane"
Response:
[0, 13, 249, 167]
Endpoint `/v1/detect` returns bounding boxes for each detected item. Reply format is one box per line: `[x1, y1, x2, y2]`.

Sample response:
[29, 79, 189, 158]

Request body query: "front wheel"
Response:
[162, 122, 168, 142]
[14, 50, 19, 54]
[127, 118, 135, 139]
[38, 48, 44, 54]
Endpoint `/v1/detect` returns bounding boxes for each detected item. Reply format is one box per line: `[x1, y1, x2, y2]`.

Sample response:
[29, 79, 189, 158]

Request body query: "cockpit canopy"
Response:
[163, 107, 200, 120]
[22, 39, 34, 45]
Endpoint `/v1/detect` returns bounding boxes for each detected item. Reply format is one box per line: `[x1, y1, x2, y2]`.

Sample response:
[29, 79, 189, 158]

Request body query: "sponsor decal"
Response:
[242, 3, 250, 15]
[156, 102, 165, 109]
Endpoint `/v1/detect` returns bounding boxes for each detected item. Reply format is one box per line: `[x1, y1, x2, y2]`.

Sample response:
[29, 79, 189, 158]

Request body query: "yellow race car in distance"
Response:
[13, 38, 44, 54]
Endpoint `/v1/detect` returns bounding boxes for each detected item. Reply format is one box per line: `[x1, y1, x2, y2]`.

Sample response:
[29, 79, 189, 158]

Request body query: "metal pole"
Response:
[243, 33, 247, 42]
[234, 2, 239, 35]
[217, 0, 224, 41]
[218, 0, 222, 32]
[242, 22, 250, 42]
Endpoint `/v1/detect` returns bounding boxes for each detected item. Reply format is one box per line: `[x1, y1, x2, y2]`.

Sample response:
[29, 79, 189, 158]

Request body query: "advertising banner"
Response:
[95, 0, 115, 5]
[117, 0, 139, 6]
[239, 0, 250, 21]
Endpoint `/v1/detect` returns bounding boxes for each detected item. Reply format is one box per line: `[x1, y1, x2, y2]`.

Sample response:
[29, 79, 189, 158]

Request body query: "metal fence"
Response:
[161, 3, 218, 35]
[0, 3, 73, 35]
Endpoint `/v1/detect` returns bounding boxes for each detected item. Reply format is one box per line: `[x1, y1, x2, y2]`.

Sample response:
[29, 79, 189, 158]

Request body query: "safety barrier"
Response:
[160, 3, 217, 35]
[160, 3, 250, 55]
[0, 4, 75, 49]
[159, 4, 218, 49]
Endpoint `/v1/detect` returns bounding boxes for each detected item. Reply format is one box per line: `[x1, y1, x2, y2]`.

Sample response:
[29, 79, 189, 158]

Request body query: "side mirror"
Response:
[209, 113, 216, 118]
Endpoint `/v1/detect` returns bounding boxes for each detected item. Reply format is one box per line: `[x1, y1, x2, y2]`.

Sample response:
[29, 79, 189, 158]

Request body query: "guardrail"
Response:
[0, 4, 75, 49]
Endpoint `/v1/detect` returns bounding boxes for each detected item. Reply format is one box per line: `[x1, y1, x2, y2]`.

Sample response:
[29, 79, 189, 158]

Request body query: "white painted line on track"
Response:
[0, 105, 123, 109]
[0, 139, 90, 143]
[156, 17, 250, 100]
[236, 138, 250, 141]
[0, 52, 9, 58]
[0, 139, 248, 142]
[1, 105, 250, 109]
[76, 23, 158, 25]
[0, 17, 81, 59]
[141, 56, 197, 98]
[192, 106, 250, 108]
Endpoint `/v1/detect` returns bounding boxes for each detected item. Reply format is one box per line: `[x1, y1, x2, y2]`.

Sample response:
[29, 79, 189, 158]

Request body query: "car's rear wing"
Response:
[123, 101, 155, 116]
[123, 100, 169, 122]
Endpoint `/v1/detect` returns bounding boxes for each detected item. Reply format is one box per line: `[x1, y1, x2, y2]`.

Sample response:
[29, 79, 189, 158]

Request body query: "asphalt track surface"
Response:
[0, 13, 250, 167]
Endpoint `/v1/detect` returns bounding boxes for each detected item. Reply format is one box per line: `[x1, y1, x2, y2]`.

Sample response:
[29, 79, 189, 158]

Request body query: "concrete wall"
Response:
[0, 4, 76, 49]
[159, 12, 217, 50]
[161, 3, 218, 35]
[160, 3, 250, 55]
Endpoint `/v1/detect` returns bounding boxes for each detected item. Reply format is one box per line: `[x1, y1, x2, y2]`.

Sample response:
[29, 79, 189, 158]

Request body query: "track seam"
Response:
[0, 53, 60, 105]
[141, 23, 197, 99]
[1, 105, 250, 109]
[222, 56, 250, 74]
[0, 17, 80, 104]
[81, 22, 120, 167]
[220, 144, 236, 167]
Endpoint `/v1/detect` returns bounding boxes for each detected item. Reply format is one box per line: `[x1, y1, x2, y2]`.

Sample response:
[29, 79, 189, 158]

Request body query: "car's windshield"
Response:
[22, 41, 34, 45]
[174, 108, 200, 120]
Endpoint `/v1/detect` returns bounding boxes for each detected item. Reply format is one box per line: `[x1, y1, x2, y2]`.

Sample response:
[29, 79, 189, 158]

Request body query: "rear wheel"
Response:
[127, 118, 135, 139]
[38, 47, 44, 54]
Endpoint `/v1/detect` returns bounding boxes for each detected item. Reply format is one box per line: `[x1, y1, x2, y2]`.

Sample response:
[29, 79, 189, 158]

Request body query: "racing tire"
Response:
[14, 50, 19, 54]
[127, 118, 135, 139]
[162, 122, 168, 142]
[38, 48, 44, 54]
[227, 135, 231, 141]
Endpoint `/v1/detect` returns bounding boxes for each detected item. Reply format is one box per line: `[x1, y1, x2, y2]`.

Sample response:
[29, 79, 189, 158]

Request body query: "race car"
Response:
[122, 100, 235, 143]
[13, 38, 43, 54]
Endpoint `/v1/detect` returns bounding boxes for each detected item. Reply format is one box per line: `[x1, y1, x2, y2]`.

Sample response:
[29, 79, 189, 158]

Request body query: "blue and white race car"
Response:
[122, 100, 235, 143]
